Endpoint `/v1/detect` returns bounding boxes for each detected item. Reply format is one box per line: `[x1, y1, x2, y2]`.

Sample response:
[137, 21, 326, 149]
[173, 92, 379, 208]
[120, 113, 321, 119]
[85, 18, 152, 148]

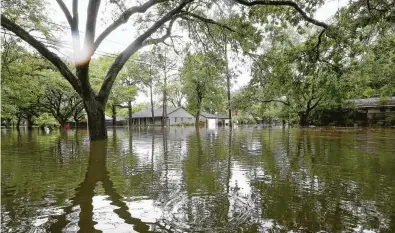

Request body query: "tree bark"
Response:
[299, 112, 310, 127]
[150, 84, 154, 125]
[128, 101, 132, 127]
[162, 73, 168, 127]
[16, 117, 21, 129]
[27, 116, 34, 131]
[195, 98, 202, 127]
[84, 98, 107, 140]
[224, 37, 232, 128]
[112, 105, 116, 127]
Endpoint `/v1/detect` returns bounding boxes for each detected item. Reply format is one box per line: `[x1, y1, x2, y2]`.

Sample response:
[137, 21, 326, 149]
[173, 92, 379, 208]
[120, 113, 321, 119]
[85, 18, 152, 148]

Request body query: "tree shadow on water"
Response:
[49, 139, 172, 233]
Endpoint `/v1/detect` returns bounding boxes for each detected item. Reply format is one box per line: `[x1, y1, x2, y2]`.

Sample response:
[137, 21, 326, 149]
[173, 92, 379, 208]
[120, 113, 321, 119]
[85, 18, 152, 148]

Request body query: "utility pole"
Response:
[224, 36, 232, 128]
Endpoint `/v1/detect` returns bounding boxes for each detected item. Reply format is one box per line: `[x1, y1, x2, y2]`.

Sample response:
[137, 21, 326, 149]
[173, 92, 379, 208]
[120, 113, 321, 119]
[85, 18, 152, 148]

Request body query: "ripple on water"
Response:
[161, 192, 256, 232]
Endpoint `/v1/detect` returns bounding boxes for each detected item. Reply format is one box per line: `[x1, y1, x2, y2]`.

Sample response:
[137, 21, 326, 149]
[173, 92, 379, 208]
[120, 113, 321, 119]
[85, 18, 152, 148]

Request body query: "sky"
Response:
[47, 0, 349, 104]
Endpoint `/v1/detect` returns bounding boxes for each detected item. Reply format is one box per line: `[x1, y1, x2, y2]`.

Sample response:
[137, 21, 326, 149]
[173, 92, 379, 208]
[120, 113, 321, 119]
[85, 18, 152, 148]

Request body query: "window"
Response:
[175, 117, 177, 122]
[189, 118, 192, 120]
[181, 118, 183, 122]
[391, 107, 395, 112]
[380, 107, 386, 113]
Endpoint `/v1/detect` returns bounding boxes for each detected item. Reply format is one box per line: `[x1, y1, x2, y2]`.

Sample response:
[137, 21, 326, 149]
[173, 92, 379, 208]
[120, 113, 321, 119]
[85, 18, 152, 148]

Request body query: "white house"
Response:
[132, 106, 195, 126]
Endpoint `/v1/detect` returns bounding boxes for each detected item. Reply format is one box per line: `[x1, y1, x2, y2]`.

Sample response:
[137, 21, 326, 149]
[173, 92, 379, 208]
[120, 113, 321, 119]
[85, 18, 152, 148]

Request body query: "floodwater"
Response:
[1, 127, 395, 233]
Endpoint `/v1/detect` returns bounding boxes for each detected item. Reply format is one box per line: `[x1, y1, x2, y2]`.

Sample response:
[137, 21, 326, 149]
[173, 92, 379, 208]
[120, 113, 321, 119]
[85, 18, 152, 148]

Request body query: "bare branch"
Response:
[233, 0, 329, 28]
[142, 17, 179, 46]
[1, 14, 81, 93]
[93, 0, 161, 54]
[56, 0, 72, 26]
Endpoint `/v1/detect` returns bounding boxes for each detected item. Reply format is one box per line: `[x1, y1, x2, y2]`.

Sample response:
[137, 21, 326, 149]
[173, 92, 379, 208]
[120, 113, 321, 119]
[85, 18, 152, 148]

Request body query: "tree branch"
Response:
[56, 0, 72, 26]
[71, 0, 81, 55]
[181, 12, 236, 32]
[313, 29, 326, 60]
[97, 0, 191, 104]
[233, 0, 329, 28]
[93, 0, 161, 54]
[1, 15, 82, 94]
[251, 97, 290, 106]
[84, 0, 101, 52]
[142, 16, 180, 46]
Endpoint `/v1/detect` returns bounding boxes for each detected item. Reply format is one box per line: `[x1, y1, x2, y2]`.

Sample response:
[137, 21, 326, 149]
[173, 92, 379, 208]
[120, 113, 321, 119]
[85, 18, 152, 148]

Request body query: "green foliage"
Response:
[181, 52, 226, 115]
[36, 113, 60, 127]
[240, 28, 361, 125]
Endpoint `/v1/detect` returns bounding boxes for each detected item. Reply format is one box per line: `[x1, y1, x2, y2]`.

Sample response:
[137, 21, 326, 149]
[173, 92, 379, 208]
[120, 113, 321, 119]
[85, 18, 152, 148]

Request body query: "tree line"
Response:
[1, 0, 394, 138]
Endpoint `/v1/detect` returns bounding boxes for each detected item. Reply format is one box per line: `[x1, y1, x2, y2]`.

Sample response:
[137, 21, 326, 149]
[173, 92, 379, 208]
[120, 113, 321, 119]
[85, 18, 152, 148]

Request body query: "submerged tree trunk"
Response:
[112, 105, 116, 127]
[128, 101, 132, 127]
[150, 84, 154, 125]
[299, 112, 310, 127]
[16, 116, 21, 129]
[195, 97, 202, 127]
[84, 98, 107, 140]
[27, 115, 34, 131]
[224, 38, 232, 128]
[162, 74, 168, 127]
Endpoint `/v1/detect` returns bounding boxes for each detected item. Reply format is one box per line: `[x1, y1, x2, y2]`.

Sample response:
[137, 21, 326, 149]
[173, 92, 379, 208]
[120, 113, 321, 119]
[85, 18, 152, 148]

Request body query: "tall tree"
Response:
[2, 0, 330, 139]
[181, 52, 226, 126]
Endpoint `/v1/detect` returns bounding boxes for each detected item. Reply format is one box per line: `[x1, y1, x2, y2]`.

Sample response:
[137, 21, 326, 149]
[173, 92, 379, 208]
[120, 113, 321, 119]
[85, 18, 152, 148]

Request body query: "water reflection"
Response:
[1, 128, 395, 232]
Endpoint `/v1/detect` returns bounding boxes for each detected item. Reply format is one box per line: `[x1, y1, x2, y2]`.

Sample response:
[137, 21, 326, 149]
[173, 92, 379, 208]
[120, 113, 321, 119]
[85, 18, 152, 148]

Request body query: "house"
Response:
[347, 97, 395, 112]
[132, 106, 195, 126]
[105, 115, 128, 126]
[199, 112, 230, 127]
[346, 97, 395, 126]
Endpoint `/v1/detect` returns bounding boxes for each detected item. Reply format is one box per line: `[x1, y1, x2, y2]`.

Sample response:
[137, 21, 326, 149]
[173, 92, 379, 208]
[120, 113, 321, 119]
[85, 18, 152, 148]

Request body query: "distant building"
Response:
[105, 115, 128, 126]
[346, 97, 395, 126]
[132, 106, 195, 126]
[199, 112, 230, 127]
[347, 97, 395, 112]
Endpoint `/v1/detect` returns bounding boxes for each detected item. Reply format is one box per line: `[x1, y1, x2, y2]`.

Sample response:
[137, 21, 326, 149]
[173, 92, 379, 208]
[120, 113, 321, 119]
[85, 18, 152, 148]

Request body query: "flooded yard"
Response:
[1, 127, 395, 232]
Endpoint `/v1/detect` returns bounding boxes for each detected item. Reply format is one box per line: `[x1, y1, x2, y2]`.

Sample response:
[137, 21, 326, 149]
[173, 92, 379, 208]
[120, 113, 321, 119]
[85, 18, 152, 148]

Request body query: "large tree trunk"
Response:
[84, 98, 107, 140]
[27, 115, 34, 131]
[299, 112, 310, 127]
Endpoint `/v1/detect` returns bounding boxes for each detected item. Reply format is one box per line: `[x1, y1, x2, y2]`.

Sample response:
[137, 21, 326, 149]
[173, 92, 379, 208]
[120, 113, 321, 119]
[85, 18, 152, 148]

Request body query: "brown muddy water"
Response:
[1, 127, 395, 233]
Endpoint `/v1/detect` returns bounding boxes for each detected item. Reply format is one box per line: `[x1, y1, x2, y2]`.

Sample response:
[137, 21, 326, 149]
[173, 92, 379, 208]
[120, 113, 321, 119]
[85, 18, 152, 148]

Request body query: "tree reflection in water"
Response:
[2, 128, 395, 232]
[48, 137, 172, 233]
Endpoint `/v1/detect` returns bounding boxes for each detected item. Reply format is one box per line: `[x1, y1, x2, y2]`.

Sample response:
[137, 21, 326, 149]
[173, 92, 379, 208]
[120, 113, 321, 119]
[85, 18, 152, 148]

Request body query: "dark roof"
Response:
[346, 97, 395, 108]
[132, 106, 194, 118]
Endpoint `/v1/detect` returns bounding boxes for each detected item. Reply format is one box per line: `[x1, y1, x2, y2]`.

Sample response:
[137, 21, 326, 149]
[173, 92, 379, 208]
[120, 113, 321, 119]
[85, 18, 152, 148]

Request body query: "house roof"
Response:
[217, 115, 230, 119]
[200, 112, 230, 119]
[104, 115, 127, 121]
[132, 106, 194, 118]
[346, 97, 395, 108]
[200, 112, 218, 118]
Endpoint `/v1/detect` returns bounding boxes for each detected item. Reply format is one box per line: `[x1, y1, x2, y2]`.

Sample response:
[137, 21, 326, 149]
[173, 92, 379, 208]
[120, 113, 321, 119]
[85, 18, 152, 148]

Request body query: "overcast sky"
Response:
[47, 0, 348, 104]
